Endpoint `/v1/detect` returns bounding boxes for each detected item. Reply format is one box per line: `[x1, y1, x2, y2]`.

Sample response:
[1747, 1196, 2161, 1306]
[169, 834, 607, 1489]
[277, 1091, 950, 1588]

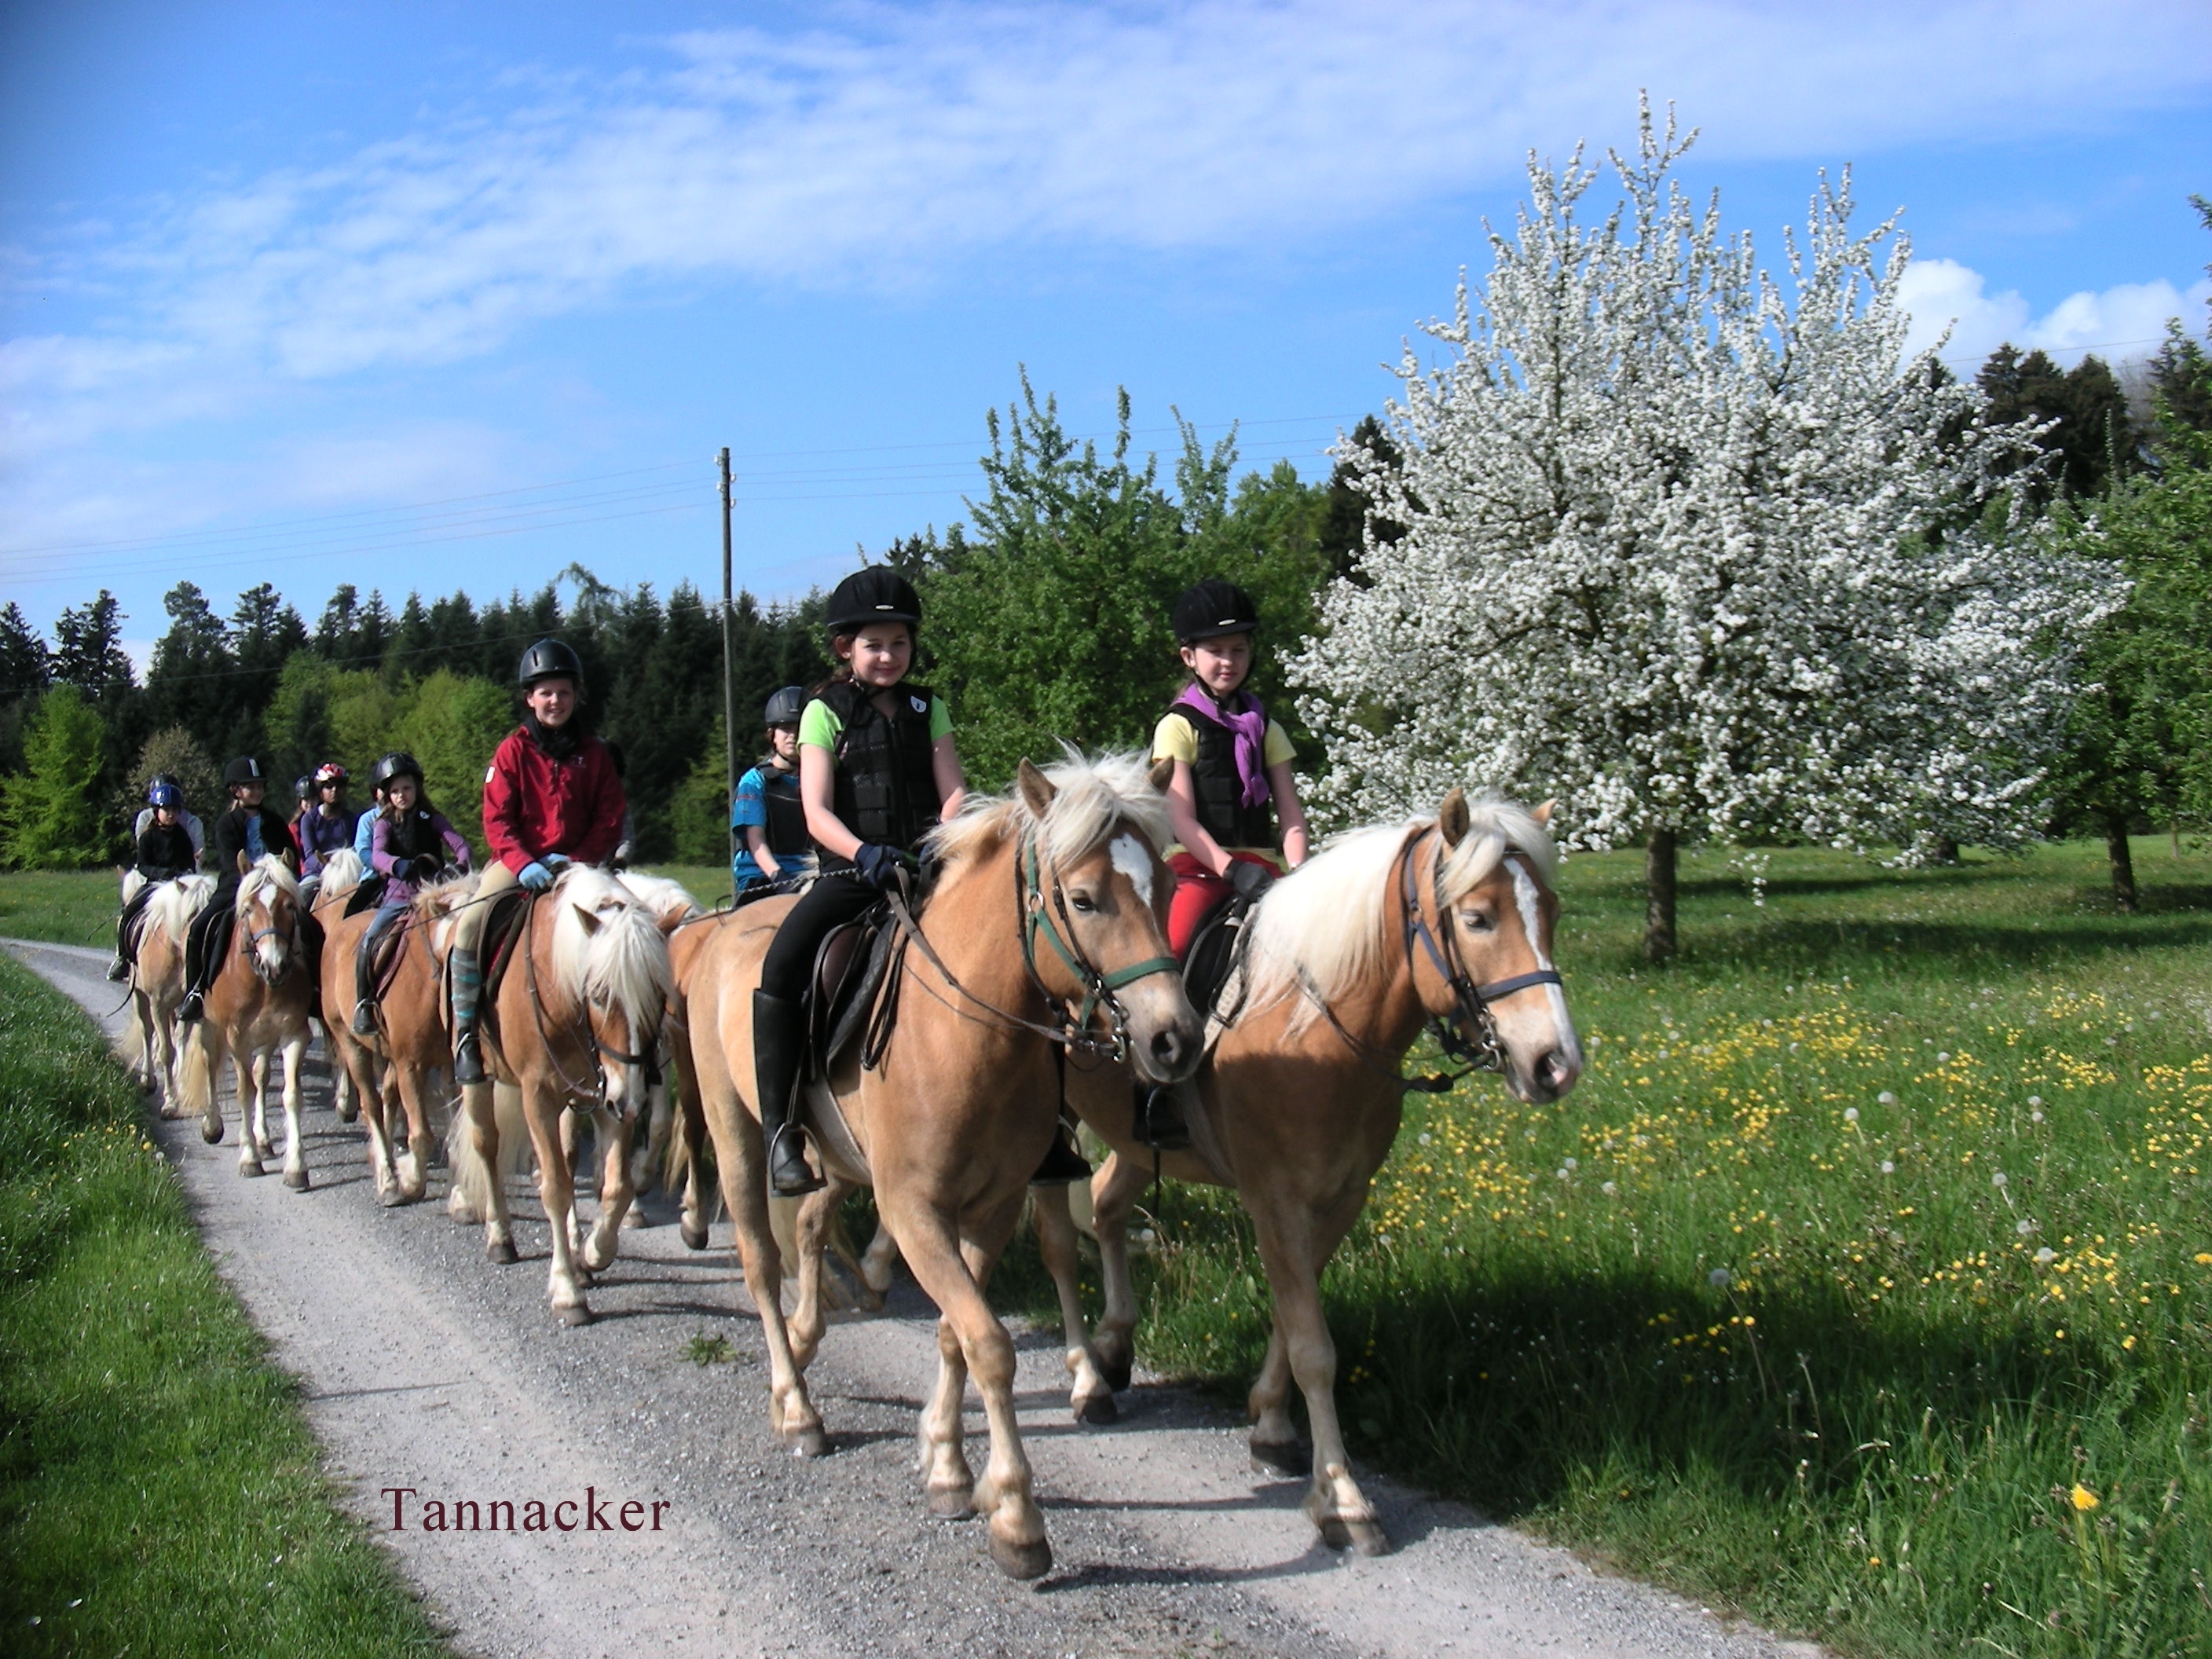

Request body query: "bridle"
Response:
[518, 896, 661, 1114]
[240, 888, 298, 985]
[1305, 825, 1563, 1093]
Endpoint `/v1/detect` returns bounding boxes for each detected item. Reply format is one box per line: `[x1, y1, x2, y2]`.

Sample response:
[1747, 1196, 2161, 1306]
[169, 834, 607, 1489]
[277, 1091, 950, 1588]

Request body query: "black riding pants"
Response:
[115, 881, 160, 962]
[758, 871, 883, 1005]
[184, 877, 240, 994]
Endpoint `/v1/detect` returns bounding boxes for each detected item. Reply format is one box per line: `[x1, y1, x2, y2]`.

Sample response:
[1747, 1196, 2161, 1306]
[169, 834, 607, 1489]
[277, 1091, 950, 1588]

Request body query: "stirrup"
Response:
[767, 1125, 825, 1196]
[178, 991, 205, 1024]
[1136, 1085, 1192, 1152]
[105, 958, 130, 983]
[350, 1001, 379, 1038]
[1030, 1125, 1092, 1186]
[453, 1029, 486, 1085]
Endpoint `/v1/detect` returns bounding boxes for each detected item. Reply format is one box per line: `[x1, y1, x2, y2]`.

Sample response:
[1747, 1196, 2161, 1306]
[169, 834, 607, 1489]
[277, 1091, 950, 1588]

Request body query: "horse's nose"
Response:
[1536, 1049, 1580, 1097]
[1148, 1020, 1196, 1082]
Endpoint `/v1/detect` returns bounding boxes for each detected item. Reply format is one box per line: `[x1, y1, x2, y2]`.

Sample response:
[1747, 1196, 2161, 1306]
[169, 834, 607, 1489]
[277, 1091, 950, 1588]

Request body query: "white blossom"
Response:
[1295, 101, 2114, 859]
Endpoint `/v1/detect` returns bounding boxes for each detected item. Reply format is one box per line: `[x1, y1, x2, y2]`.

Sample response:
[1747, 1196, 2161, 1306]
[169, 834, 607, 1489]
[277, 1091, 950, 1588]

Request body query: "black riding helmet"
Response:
[763, 685, 806, 727]
[295, 775, 315, 802]
[371, 751, 424, 791]
[516, 637, 584, 688]
[222, 755, 268, 791]
[1173, 578, 1262, 644]
[824, 567, 922, 633]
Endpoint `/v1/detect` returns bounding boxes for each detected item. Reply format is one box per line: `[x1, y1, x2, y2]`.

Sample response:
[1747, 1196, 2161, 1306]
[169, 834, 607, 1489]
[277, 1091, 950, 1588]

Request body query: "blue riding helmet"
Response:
[148, 781, 183, 811]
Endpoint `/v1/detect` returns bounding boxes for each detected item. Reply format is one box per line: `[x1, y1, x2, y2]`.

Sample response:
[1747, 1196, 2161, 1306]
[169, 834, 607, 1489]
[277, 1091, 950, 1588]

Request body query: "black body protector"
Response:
[818, 679, 940, 865]
[384, 807, 444, 864]
[1185, 704, 1277, 851]
[760, 768, 811, 858]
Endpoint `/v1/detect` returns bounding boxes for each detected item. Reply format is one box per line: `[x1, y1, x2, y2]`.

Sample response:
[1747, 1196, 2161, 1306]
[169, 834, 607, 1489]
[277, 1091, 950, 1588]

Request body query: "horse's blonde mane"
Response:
[548, 865, 672, 1027]
[317, 847, 366, 903]
[149, 873, 215, 943]
[1242, 798, 1558, 1024]
[928, 749, 1172, 873]
[236, 855, 299, 914]
[616, 870, 704, 928]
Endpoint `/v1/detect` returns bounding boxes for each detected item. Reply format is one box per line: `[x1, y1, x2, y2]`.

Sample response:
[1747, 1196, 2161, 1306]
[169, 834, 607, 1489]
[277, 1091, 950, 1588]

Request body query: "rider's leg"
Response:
[353, 903, 401, 1035]
[178, 884, 234, 1023]
[755, 873, 879, 1197]
[450, 862, 516, 1084]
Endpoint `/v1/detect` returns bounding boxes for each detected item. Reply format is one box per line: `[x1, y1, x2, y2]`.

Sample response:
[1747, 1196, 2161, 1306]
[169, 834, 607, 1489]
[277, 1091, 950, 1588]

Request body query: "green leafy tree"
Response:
[1978, 346, 2142, 507]
[325, 672, 404, 779]
[122, 727, 224, 830]
[0, 687, 112, 869]
[668, 713, 735, 871]
[393, 671, 513, 859]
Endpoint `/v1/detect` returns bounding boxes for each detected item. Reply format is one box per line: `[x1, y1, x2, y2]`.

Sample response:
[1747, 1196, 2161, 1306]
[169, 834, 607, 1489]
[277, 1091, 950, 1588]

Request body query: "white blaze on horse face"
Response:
[1108, 833, 1155, 910]
[1507, 858, 1582, 1071]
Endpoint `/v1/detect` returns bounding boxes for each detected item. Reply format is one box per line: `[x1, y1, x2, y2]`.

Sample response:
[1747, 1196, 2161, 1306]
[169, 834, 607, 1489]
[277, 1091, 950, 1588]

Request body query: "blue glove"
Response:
[517, 860, 554, 892]
[851, 843, 906, 889]
[541, 852, 572, 870]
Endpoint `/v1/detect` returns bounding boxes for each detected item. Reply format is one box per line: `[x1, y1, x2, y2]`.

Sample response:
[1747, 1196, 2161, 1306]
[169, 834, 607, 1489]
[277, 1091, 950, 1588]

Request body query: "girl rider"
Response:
[179, 756, 309, 1024]
[108, 779, 199, 981]
[449, 639, 626, 1086]
[295, 761, 359, 909]
[133, 772, 205, 861]
[351, 752, 471, 1036]
[731, 686, 814, 895]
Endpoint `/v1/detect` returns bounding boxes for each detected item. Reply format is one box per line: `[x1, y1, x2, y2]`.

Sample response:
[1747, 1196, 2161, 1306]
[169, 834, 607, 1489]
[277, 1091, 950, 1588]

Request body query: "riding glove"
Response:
[541, 852, 572, 870]
[412, 854, 442, 881]
[851, 843, 906, 889]
[1229, 859, 1276, 901]
[517, 860, 555, 891]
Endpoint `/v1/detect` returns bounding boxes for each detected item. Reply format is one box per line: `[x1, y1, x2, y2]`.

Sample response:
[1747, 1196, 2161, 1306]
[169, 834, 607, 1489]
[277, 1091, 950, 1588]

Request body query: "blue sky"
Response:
[4, 0, 2210, 666]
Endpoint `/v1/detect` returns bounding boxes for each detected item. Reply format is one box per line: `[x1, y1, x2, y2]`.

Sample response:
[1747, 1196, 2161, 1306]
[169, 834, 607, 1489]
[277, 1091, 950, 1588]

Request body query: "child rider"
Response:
[731, 687, 815, 895]
[352, 752, 472, 1035]
[178, 756, 307, 1024]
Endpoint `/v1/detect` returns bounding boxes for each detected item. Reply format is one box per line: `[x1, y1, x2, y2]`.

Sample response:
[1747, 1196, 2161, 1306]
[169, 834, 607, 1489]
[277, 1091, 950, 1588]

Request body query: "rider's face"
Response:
[768, 723, 799, 763]
[318, 782, 342, 809]
[383, 776, 419, 811]
[155, 806, 179, 826]
[1181, 632, 1253, 697]
[526, 677, 577, 727]
[843, 624, 913, 688]
[235, 782, 266, 808]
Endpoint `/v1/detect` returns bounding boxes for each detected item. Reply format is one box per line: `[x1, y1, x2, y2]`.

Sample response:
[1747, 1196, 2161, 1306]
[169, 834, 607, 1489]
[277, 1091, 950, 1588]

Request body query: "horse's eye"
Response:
[1069, 892, 1098, 914]
[1462, 909, 1495, 933]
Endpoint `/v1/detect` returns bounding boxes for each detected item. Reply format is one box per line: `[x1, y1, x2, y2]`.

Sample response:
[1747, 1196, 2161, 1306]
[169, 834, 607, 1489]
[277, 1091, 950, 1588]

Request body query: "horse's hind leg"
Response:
[463, 1082, 518, 1262]
[1247, 1324, 1303, 1474]
[859, 1218, 900, 1303]
[278, 1031, 311, 1190]
[1088, 1148, 1152, 1393]
[1031, 1186, 1115, 1424]
[351, 1046, 399, 1203]
[918, 1313, 975, 1515]
[390, 1063, 435, 1204]
[787, 1178, 854, 1369]
[581, 1105, 635, 1273]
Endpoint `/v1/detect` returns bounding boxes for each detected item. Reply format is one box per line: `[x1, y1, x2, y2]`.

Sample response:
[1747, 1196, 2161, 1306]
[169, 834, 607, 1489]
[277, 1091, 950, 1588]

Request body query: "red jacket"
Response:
[481, 726, 627, 873]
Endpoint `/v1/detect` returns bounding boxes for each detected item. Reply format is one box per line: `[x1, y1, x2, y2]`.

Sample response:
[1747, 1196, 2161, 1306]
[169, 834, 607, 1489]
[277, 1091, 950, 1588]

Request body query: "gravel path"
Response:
[16, 937, 1821, 1659]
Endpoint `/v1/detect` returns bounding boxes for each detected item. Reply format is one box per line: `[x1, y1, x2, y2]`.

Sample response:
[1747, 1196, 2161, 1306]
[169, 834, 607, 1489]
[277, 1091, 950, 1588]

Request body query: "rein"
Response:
[1299, 826, 1564, 1094]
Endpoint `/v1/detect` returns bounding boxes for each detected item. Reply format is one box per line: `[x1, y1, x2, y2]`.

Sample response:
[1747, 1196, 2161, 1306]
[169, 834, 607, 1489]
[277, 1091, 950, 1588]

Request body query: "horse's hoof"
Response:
[284, 1168, 311, 1192]
[487, 1237, 518, 1265]
[238, 1160, 266, 1178]
[1250, 1440, 1309, 1478]
[555, 1303, 595, 1328]
[1346, 1520, 1392, 1557]
[253, 1141, 276, 1163]
[1099, 1357, 1133, 1393]
[679, 1221, 709, 1251]
[926, 1486, 976, 1520]
[621, 1206, 645, 1229]
[200, 1120, 223, 1144]
[1075, 1393, 1119, 1426]
[335, 1101, 358, 1123]
[572, 1265, 595, 1289]
[988, 1533, 1053, 1581]
[398, 1185, 427, 1207]
[782, 1423, 828, 1459]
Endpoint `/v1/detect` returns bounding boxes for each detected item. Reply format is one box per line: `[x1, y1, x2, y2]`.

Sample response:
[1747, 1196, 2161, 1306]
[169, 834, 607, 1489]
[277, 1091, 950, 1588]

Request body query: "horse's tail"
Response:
[447, 1080, 531, 1219]
[178, 1021, 216, 1119]
[117, 997, 148, 1073]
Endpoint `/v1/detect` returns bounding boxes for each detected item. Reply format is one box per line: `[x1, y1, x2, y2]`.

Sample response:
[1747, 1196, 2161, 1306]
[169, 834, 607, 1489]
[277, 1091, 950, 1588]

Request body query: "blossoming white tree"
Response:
[1295, 102, 2114, 958]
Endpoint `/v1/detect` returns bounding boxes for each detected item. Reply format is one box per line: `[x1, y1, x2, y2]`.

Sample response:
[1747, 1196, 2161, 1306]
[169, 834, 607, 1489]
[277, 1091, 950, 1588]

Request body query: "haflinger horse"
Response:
[1038, 789, 1582, 1557]
[317, 848, 463, 1205]
[668, 752, 1201, 1580]
[177, 855, 320, 1186]
[120, 871, 214, 1111]
[447, 864, 672, 1325]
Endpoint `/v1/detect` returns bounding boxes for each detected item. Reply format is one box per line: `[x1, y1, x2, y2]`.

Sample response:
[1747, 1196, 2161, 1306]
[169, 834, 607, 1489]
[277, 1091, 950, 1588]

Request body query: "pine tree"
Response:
[1977, 346, 2142, 504]
[52, 591, 135, 701]
[0, 686, 112, 869]
[0, 603, 50, 704]
[1296, 101, 2111, 960]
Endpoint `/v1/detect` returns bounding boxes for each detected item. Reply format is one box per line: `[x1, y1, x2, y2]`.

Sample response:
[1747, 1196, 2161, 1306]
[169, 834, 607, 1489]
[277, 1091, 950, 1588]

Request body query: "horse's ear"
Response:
[1438, 788, 1470, 848]
[571, 903, 602, 936]
[1016, 758, 1056, 819]
[1532, 799, 1556, 829]
[1148, 756, 1174, 794]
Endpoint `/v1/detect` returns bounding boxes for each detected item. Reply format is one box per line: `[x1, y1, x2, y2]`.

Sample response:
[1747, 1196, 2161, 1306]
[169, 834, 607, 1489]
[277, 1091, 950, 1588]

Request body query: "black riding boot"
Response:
[1133, 1082, 1192, 1152]
[753, 989, 823, 1196]
[351, 932, 379, 1037]
[178, 911, 211, 1023]
[108, 908, 130, 981]
[1029, 1119, 1092, 1186]
[450, 945, 485, 1083]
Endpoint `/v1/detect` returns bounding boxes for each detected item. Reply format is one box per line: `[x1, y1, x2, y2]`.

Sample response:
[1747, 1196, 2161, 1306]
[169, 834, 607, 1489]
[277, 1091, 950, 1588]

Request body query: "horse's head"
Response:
[238, 857, 302, 984]
[1419, 789, 1582, 1104]
[555, 870, 673, 1121]
[1012, 756, 1203, 1087]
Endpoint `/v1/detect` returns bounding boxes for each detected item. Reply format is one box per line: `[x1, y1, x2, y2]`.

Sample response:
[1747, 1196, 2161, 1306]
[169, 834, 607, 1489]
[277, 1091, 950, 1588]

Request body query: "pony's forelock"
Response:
[928, 749, 1172, 870]
[317, 847, 366, 902]
[236, 855, 300, 915]
[549, 865, 672, 1030]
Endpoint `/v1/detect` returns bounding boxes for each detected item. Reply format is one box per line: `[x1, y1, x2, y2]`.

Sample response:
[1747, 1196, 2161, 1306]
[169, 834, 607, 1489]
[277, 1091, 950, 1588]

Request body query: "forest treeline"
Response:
[0, 327, 2204, 876]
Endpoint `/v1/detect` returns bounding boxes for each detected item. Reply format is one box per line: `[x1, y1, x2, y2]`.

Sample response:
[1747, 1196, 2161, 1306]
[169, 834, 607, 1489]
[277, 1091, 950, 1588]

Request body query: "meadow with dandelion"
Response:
[1093, 835, 2212, 1659]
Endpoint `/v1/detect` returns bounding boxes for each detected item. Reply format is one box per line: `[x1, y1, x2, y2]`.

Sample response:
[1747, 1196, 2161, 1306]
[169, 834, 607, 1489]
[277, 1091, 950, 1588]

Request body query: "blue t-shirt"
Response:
[731, 765, 770, 888]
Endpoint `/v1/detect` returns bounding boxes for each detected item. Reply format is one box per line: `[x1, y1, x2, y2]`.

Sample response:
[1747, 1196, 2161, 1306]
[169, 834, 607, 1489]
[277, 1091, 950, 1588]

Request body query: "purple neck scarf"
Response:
[1174, 684, 1271, 809]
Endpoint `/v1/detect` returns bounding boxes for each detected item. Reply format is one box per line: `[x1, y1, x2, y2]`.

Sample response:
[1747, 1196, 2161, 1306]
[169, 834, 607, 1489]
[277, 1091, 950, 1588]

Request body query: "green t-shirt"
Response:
[798, 689, 954, 753]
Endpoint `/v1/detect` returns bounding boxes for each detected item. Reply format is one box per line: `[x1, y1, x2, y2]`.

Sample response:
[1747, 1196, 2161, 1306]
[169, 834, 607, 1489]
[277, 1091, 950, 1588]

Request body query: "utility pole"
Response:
[719, 448, 738, 851]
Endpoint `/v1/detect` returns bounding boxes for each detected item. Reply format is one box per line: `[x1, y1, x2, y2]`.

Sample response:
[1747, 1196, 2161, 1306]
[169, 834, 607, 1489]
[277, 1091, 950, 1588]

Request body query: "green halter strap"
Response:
[1018, 832, 1180, 1055]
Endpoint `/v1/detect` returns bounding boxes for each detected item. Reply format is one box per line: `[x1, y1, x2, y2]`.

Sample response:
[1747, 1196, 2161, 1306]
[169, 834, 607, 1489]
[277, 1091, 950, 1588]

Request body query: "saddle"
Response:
[1181, 890, 1258, 1028]
[477, 884, 537, 1005]
[357, 907, 416, 1001]
[804, 903, 905, 1080]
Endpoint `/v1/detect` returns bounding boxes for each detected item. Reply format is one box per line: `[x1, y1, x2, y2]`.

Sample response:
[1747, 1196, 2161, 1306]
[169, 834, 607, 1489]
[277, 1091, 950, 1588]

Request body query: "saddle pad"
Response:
[366, 911, 414, 1000]
[1181, 892, 1254, 1024]
[806, 904, 899, 1080]
[342, 874, 386, 918]
[478, 885, 536, 1005]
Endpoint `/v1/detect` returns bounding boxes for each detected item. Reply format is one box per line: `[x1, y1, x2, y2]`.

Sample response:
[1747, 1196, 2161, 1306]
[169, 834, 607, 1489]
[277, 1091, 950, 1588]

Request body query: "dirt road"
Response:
[16, 937, 1818, 1659]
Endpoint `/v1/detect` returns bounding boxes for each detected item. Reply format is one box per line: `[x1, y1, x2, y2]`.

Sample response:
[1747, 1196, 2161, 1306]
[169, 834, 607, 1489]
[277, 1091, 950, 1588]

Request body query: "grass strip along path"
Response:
[1020, 837, 2212, 1659]
[0, 950, 444, 1657]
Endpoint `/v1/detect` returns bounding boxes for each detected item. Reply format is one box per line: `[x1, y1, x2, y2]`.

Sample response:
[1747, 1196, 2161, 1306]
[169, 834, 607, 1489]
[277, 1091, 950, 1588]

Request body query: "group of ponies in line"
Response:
[112, 752, 1582, 1579]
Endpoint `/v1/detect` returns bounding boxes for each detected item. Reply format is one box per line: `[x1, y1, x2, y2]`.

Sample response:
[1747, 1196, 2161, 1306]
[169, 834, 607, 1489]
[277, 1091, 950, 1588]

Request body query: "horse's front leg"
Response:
[1088, 1148, 1152, 1393]
[582, 1105, 635, 1272]
[233, 1041, 267, 1177]
[529, 1090, 591, 1325]
[918, 1312, 975, 1517]
[627, 1071, 671, 1218]
[389, 1060, 436, 1204]
[463, 1082, 518, 1262]
[278, 1030, 311, 1190]
[787, 1177, 852, 1370]
[351, 1045, 399, 1203]
[1031, 1185, 1115, 1424]
[249, 1047, 277, 1165]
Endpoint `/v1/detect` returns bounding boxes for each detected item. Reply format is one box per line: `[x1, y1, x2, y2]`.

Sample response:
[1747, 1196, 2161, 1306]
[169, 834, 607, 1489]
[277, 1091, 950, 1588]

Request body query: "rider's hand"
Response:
[412, 854, 441, 881]
[852, 843, 906, 889]
[1228, 859, 1276, 901]
[517, 860, 555, 891]
[541, 852, 572, 870]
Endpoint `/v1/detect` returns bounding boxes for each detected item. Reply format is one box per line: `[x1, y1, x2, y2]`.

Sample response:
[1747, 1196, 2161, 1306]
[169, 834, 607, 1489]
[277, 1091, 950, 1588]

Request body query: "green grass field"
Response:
[1055, 837, 2212, 1659]
[0, 951, 445, 1657]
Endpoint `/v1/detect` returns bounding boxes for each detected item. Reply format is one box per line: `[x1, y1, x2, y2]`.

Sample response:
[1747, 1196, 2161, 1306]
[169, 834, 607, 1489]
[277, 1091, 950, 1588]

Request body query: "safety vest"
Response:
[820, 679, 941, 857]
[760, 767, 811, 857]
[1181, 703, 1277, 851]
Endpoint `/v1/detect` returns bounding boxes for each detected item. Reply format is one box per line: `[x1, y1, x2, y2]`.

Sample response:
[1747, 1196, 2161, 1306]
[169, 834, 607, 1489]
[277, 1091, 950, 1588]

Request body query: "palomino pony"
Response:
[447, 865, 672, 1324]
[1037, 789, 1582, 1555]
[177, 855, 320, 1186]
[120, 871, 212, 1112]
[317, 848, 462, 1205]
[669, 753, 1200, 1580]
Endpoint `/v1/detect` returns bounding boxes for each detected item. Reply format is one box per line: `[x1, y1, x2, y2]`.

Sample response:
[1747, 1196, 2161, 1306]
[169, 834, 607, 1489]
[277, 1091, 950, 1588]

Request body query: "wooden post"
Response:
[719, 448, 738, 854]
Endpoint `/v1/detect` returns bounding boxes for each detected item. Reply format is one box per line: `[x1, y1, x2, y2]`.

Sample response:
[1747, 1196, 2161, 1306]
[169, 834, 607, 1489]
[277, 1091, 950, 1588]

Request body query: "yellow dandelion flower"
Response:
[2071, 1484, 2099, 1511]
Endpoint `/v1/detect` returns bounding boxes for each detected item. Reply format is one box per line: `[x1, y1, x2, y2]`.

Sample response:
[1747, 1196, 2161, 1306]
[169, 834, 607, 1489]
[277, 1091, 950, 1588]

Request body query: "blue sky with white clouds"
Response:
[4, 0, 2210, 663]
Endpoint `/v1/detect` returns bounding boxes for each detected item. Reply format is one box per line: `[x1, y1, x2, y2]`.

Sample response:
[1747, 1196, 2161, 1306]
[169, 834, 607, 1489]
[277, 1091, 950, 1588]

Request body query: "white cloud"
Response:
[1899, 256, 2211, 369]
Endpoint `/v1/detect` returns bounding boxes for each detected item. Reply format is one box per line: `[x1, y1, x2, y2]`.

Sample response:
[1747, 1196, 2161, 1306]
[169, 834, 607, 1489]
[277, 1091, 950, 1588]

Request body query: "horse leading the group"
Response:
[671, 752, 1201, 1580]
